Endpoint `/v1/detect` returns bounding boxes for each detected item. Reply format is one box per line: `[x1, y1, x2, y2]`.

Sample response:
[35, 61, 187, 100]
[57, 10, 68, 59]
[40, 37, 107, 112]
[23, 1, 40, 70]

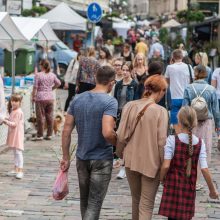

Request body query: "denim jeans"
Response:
[76, 159, 113, 220]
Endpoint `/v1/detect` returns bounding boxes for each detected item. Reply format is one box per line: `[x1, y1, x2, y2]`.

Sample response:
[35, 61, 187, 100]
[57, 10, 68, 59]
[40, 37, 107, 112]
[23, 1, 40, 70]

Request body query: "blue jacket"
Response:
[183, 79, 220, 128]
[114, 79, 138, 104]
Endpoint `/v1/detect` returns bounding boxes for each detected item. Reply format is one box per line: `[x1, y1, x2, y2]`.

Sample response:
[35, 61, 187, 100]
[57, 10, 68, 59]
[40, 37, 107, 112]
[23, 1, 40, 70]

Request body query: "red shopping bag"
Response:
[52, 170, 69, 200]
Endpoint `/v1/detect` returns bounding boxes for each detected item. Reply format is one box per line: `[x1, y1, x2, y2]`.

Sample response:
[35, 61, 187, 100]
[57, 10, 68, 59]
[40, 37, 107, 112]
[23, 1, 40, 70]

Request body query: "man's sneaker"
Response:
[44, 136, 52, 140]
[32, 136, 43, 141]
[117, 166, 126, 179]
[7, 170, 17, 176]
[16, 172, 23, 179]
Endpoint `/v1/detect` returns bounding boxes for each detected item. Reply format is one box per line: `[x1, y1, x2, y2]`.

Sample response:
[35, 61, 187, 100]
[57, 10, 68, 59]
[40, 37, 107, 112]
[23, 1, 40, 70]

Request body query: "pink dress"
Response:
[5, 108, 24, 151]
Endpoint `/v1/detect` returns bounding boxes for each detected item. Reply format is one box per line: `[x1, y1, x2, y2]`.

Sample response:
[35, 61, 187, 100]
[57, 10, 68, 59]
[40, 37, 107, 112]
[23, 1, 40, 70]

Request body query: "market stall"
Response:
[0, 12, 27, 93]
[41, 2, 86, 31]
[0, 15, 60, 147]
[12, 16, 60, 47]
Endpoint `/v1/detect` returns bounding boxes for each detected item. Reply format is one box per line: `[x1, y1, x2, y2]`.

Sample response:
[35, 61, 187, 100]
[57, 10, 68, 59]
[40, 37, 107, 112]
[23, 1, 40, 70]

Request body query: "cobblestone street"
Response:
[0, 90, 219, 220]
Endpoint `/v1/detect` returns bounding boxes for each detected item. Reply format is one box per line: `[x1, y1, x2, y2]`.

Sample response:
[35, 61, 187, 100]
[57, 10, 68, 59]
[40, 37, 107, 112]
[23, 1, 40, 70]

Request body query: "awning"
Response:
[12, 16, 59, 47]
[41, 2, 86, 31]
[0, 12, 27, 51]
[162, 19, 181, 28]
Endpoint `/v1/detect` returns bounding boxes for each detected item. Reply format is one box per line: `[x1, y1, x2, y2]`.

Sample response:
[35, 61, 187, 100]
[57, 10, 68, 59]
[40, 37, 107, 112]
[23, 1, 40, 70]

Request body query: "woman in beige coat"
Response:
[117, 75, 168, 220]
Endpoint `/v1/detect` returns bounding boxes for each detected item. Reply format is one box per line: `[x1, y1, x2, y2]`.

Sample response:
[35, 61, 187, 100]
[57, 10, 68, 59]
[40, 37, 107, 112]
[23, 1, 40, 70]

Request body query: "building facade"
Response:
[148, 0, 187, 17]
[192, 0, 219, 14]
[40, 0, 109, 12]
[129, 0, 149, 19]
[129, 0, 187, 18]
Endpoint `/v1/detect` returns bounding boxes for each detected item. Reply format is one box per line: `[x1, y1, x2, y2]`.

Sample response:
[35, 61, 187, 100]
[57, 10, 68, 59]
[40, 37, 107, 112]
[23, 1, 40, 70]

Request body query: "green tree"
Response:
[21, 6, 47, 17]
[159, 28, 169, 44]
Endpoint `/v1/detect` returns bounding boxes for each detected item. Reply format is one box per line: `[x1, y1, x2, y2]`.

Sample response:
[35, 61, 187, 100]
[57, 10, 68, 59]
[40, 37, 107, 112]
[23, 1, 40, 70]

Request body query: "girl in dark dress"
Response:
[159, 106, 218, 220]
[121, 43, 134, 62]
[132, 53, 148, 98]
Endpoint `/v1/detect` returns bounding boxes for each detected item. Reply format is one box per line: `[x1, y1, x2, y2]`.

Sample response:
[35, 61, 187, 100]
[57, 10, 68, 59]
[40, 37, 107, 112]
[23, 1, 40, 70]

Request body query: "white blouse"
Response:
[164, 133, 208, 169]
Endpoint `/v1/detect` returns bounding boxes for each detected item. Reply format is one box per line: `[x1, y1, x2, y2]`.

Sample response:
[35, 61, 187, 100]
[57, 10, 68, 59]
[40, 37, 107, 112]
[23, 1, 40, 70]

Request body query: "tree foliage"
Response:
[159, 28, 169, 44]
[22, 6, 47, 17]
[177, 10, 205, 23]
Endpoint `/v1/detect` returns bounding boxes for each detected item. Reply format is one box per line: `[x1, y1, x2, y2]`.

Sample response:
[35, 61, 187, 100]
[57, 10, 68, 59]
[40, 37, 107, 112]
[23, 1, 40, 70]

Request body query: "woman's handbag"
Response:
[116, 102, 154, 158]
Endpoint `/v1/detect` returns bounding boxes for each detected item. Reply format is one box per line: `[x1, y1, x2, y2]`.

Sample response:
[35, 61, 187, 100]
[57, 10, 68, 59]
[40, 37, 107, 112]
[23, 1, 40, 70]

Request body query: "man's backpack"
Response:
[191, 84, 209, 121]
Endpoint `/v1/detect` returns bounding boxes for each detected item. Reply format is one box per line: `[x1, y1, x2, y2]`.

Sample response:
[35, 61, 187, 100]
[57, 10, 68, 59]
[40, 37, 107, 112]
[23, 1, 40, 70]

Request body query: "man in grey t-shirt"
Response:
[61, 66, 118, 220]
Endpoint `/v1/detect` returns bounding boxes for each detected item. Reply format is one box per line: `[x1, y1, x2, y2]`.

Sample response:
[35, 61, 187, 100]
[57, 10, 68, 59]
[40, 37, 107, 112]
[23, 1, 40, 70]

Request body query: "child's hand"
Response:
[209, 190, 219, 199]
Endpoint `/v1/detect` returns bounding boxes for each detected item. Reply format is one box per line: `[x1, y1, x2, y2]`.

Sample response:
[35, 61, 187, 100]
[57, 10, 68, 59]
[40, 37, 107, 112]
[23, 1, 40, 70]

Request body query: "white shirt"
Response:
[165, 62, 194, 99]
[0, 77, 6, 123]
[64, 59, 79, 84]
[211, 68, 220, 99]
[149, 42, 164, 59]
[164, 133, 208, 169]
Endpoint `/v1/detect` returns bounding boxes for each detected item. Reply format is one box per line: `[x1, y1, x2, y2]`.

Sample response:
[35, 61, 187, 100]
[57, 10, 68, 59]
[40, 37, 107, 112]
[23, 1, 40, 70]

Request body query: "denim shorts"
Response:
[170, 99, 183, 125]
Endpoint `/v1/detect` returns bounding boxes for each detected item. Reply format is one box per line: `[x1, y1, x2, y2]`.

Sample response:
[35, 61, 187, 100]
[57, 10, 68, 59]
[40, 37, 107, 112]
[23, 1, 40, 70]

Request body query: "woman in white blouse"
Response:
[64, 52, 83, 112]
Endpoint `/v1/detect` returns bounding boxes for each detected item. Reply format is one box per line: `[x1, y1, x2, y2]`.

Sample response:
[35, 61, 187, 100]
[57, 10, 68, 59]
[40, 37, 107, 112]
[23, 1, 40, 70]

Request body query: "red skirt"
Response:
[159, 169, 196, 220]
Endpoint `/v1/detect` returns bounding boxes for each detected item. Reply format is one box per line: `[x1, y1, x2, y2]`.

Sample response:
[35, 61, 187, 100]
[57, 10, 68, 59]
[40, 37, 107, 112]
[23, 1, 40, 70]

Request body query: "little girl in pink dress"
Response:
[3, 93, 24, 179]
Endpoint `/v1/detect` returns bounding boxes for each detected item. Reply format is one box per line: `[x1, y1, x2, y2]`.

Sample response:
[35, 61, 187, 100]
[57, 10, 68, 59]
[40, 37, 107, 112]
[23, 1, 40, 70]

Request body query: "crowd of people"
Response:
[0, 29, 220, 220]
[60, 32, 220, 220]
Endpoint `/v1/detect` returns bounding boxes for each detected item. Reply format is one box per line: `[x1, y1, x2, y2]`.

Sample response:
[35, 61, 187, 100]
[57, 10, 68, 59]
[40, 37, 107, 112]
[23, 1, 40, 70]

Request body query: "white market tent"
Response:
[113, 19, 134, 39]
[162, 19, 181, 28]
[0, 12, 27, 93]
[0, 12, 27, 51]
[41, 2, 86, 31]
[12, 16, 59, 47]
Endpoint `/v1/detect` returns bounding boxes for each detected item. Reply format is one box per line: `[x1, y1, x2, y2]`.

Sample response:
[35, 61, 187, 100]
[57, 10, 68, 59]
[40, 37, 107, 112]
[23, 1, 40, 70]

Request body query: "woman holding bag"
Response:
[116, 75, 168, 220]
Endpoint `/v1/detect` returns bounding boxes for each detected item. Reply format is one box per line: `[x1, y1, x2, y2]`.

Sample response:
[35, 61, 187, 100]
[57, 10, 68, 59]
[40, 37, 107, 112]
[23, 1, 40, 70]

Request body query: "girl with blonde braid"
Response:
[159, 106, 218, 220]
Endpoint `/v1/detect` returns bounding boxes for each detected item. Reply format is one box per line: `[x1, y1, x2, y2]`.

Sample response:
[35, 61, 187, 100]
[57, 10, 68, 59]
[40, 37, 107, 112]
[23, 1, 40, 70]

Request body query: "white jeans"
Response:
[13, 149, 23, 169]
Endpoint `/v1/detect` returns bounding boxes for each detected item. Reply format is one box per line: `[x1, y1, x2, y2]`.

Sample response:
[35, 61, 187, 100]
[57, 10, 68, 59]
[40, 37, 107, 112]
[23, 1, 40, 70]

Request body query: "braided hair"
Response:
[177, 106, 197, 177]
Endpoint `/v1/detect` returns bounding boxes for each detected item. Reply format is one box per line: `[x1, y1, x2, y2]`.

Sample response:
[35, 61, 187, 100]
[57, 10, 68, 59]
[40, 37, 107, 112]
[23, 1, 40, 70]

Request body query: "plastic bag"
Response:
[52, 170, 69, 200]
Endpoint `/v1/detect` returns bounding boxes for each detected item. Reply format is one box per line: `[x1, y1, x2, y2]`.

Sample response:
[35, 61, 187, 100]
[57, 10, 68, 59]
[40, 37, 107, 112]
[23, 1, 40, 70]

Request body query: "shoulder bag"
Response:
[116, 102, 154, 158]
[187, 64, 193, 84]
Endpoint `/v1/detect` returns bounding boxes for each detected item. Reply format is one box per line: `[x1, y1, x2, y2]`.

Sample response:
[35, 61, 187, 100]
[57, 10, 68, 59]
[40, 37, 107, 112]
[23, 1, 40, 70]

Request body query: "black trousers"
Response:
[168, 218, 177, 220]
[78, 82, 95, 94]
[64, 83, 76, 112]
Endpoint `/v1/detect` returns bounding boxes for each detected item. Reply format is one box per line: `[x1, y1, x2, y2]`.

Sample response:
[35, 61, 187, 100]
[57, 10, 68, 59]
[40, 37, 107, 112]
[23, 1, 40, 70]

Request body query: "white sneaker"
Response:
[7, 170, 17, 176]
[117, 166, 126, 179]
[16, 172, 24, 179]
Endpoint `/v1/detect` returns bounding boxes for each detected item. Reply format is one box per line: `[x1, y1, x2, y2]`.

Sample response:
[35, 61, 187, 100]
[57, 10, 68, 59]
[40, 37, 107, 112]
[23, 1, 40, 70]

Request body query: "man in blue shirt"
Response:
[61, 65, 118, 220]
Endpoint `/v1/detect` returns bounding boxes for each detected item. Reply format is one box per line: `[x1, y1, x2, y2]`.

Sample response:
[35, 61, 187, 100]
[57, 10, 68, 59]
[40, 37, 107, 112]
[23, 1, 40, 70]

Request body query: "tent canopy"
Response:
[12, 17, 59, 47]
[41, 2, 86, 31]
[0, 12, 27, 51]
[162, 19, 181, 28]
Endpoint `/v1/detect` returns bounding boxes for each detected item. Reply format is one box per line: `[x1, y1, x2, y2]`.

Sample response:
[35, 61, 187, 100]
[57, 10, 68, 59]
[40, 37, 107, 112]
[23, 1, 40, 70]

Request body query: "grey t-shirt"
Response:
[68, 91, 118, 160]
[118, 85, 128, 110]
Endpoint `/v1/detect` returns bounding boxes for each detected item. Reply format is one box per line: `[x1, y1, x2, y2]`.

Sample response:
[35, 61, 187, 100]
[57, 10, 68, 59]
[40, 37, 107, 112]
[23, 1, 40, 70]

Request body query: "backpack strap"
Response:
[191, 84, 198, 97]
[187, 64, 193, 83]
[199, 85, 209, 96]
[191, 84, 209, 97]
